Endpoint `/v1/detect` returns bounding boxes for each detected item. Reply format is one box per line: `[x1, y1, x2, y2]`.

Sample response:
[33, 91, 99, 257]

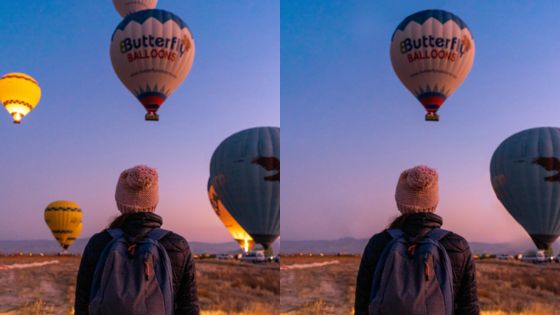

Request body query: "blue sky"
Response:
[0, 0, 279, 242]
[281, 1, 560, 243]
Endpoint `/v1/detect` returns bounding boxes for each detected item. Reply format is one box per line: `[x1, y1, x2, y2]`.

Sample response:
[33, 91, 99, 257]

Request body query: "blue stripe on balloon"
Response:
[111, 9, 192, 41]
[416, 91, 448, 99]
[137, 90, 168, 98]
[391, 9, 470, 41]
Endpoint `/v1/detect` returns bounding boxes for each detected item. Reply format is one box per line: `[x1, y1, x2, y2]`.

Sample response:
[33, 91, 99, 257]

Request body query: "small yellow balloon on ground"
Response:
[44, 200, 83, 251]
[0, 72, 41, 124]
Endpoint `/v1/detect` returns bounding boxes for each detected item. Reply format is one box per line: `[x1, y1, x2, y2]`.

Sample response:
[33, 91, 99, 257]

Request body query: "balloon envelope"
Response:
[110, 9, 195, 121]
[44, 200, 83, 250]
[490, 127, 560, 250]
[0, 72, 41, 124]
[112, 0, 158, 17]
[209, 127, 280, 249]
[390, 9, 475, 121]
[208, 178, 255, 252]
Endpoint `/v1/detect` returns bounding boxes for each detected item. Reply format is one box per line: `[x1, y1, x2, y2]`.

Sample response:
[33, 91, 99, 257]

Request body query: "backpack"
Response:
[368, 228, 454, 315]
[89, 228, 174, 315]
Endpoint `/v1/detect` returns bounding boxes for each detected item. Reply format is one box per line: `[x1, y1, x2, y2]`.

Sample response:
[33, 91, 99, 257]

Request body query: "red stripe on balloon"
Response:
[419, 96, 445, 107]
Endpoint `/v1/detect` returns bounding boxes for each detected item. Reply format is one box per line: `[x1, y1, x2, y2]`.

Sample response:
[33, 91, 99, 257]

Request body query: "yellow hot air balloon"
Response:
[0, 72, 41, 124]
[44, 200, 83, 252]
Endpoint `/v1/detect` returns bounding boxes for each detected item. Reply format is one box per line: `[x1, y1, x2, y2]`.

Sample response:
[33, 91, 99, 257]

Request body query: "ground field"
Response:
[280, 256, 560, 315]
[3, 255, 558, 314]
[0, 256, 279, 315]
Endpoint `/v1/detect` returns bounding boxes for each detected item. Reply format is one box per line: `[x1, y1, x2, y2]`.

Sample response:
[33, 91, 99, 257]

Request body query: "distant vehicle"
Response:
[497, 254, 513, 260]
[521, 250, 546, 263]
[240, 250, 266, 263]
[198, 253, 216, 260]
[216, 254, 234, 260]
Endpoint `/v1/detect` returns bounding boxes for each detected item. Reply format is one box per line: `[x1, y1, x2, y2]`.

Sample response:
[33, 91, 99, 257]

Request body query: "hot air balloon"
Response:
[112, 0, 157, 17]
[110, 9, 195, 121]
[490, 127, 560, 250]
[0, 73, 41, 124]
[209, 127, 280, 250]
[44, 200, 83, 252]
[390, 10, 475, 121]
[208, 179, 255, 252]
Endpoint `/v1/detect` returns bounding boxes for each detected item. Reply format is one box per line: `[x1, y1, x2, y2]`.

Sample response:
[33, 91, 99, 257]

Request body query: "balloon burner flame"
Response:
[11, 112, 23, 124]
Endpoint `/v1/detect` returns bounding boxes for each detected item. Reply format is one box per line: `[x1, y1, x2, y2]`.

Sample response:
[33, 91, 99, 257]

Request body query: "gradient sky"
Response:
[0, 1, 279, 242]
[281, 1, 560, 243]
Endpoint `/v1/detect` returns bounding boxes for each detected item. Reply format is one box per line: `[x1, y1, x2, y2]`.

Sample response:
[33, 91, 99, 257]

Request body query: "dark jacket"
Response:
[354, 213, 479, 315]
[74, 212, 200, 315]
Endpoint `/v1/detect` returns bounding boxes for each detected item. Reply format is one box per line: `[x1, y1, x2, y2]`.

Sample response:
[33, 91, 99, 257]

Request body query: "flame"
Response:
[11, 112, 23, 124]
[243, 239, 249, 253]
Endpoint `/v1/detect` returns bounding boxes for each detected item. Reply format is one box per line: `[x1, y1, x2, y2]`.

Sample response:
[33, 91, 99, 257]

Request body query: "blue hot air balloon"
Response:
[208, 127, 280, 249]
[490, 127, 560, 250]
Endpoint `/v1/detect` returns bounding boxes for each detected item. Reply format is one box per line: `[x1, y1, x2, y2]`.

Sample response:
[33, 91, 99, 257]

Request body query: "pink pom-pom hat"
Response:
[395, 165, 439, 214]
[115, 165, 159, 214]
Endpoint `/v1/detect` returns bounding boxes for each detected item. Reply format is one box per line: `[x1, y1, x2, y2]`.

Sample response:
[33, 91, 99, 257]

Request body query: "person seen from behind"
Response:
[354, 165, 479, 315]
[75, 165, 200, 315]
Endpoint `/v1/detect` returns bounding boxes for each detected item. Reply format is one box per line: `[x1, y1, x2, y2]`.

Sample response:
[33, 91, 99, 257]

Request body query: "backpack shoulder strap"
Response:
[106, 228, 124, 239]
[426, 228, 450, 242]
[146, 228, 171, 241]
[386, 228, 404, 240]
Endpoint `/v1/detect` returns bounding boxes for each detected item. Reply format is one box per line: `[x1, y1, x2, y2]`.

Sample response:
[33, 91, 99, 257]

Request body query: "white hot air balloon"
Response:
[110, 9, 195, 121]
[390, 9, 475, 121]
[112, 0, 158, 17]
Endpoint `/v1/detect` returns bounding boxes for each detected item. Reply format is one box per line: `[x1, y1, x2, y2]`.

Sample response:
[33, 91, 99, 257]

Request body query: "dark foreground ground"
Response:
[280, 256, 560, 315]
[0, 255, 279, 315]
[3, 255, 556, 314]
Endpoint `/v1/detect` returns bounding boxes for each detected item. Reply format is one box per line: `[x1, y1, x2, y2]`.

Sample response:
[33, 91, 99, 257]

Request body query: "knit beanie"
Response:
[115, 165, 159, 214]
[395, 165, 439, 214]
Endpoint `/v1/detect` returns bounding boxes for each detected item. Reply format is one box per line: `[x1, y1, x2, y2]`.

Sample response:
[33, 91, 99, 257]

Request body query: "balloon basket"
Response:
[425, 113, 439, 122]
[145, 113, 159, 121]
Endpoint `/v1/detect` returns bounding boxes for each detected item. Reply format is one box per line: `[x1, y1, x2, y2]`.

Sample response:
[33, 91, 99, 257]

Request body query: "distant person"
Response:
[354, 165, 479, 315]
[75, 165, 200, 315]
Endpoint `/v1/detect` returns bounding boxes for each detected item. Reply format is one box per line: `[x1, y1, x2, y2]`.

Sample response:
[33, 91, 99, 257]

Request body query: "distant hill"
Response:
[280, 237, 560, 255]
[0, 238, 280, 255]
[4, 237, 558, 256]
[281, 238, 368, 255]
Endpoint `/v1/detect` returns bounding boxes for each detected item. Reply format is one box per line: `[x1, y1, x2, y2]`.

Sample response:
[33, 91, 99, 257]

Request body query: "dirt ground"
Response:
[0, 255, 279, 315]
[280, 256, 560, 315]
[3, 255, 558, 314]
